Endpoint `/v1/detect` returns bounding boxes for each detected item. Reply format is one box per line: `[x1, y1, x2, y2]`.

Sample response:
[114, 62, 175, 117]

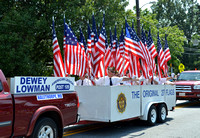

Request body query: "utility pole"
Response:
[136, 0, 140, 38]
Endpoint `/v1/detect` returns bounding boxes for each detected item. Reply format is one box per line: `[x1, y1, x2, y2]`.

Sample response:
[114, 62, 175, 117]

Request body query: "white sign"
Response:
[36, 93, 63, 101]
[11, 77, 75, 94]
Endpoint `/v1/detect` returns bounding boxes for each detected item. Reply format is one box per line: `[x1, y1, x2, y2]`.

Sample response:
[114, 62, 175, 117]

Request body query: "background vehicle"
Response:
[175, 70, 200, 100]
[0, 70, 79, 138]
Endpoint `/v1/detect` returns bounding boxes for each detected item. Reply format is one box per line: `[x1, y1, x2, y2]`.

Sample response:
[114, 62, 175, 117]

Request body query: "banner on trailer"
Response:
[11, 77, 74, 94]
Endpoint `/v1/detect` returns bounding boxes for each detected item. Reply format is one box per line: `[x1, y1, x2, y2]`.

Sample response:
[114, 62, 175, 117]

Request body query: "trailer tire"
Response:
[157, 104, 167, 123]
[30, 117, 58, 138]
[147, 105, 157, 126]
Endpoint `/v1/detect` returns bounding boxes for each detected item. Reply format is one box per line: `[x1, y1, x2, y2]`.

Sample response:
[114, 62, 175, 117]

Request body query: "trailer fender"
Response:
[26, 105, 64, 137]
[140, 101, 165, 121]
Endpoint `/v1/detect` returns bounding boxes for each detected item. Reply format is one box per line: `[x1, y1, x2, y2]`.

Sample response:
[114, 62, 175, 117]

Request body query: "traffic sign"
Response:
[178, 63, 185, 73]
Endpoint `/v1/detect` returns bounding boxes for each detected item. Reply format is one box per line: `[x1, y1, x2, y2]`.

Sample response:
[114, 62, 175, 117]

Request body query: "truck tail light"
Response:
[77, 95, 80, 108]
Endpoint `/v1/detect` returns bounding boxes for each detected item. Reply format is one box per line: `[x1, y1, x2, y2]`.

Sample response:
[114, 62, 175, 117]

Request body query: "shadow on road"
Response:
[64, 117, 174, 138]
[176, 100, 200, 108]
[64, 100, 199, 137]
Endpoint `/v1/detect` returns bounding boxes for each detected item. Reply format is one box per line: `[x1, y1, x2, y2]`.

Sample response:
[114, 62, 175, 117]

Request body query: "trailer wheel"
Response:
[147, 105, 157, 126]
[157, 104, 167, 123]
[30, 117, 58, 138]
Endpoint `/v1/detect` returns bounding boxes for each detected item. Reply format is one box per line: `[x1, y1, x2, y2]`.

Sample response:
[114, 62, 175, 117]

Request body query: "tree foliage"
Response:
[0, 0, 186, 76]
[151, 0, 200, 70]
[0, 0, 53, 77]
[140, 9, 186, 73]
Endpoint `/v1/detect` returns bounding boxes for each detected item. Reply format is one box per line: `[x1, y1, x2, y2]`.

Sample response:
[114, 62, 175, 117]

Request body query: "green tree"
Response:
[151, 0, 200, 70]
[0, 0, 54, 77]
[0, 0, 187, 76]
[125, 8, 186, 73]
[143, 10, 186, 73]
[0, 0, 129, 76]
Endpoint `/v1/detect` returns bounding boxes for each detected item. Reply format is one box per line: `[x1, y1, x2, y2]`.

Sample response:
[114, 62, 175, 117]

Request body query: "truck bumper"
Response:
[176, 92, 200, 100]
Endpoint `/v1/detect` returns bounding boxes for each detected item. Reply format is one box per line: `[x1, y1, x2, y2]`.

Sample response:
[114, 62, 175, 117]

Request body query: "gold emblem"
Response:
[117, 93, 127, 113]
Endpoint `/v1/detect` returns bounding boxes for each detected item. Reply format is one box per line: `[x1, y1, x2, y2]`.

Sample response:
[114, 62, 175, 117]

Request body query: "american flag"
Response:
[157, 32, 166, 79]
[116, 27, 129, 76]
[115, 25, 122, 75]
[91, 14, 98, 45]
[101, 28, 109, 76]
[94, 13, 107, 77]
[90, 14, 98, 77]
[109, 28, 114, 67]
[95, 16, 106, 55]
[79, 27, 87, 77]
[109, 28, 113, 48]
[164, 34, 171, 62]
[85, 23, 92, 78]
[125, 21, 142, 77]
[63, 15, 68, 76]
[141, 27, 153, 76]
[105, 29, 113, 74]
[52, 17, 65, 77]
[128, 21, 140, 78]
[163, 34, 171, 76]
[125, 21, 152, 78]
[63, 16, 66, 54]
[147, 28, 158, 58]
[80, 27, 87, 52]
[111, 25, 117, 68]
[142, 28, 157, 76]
[124, 21, 144, 59]
[141, 27, 147, 47]
[119, 27, 125, 54]
[87, 23, 92, 54]
[147, 28, 157, 74]
[64, 22, 80, 76]
[129, 54, 141, 78]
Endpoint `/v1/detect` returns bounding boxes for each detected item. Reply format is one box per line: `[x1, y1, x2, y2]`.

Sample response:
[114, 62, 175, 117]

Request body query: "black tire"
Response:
[31, 117, 58, 138]
[147, 105, 157, 126]
[157, 104, 167, 123]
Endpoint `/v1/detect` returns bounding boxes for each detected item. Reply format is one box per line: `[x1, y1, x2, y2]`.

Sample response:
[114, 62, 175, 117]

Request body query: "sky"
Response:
[126, 0, 200, 11]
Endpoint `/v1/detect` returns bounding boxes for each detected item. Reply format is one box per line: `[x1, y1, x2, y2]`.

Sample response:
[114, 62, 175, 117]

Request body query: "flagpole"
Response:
[122, 24, 125, 77]
[63, 14, 67, 77]
[136, 0, 141, 38]
[122, 52, 126, 77]
[123, 17, 128, 77]
[103, 11, 106, 85]
[52, 16, 55, 77]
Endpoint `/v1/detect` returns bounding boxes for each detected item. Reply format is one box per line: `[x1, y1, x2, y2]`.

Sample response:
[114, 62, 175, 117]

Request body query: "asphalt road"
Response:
[63, 100, 200, 138]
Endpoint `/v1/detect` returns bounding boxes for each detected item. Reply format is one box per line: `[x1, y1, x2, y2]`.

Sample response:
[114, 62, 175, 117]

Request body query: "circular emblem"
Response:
[117, 93, 127, 113]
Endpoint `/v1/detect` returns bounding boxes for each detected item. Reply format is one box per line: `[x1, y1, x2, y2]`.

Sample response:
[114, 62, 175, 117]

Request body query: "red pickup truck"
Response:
[0, 70, 79, 138]
[175, 70, 200, 100]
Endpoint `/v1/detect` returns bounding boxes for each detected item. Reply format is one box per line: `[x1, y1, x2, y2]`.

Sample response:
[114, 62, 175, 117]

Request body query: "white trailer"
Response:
[75, 85, 176, 125]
